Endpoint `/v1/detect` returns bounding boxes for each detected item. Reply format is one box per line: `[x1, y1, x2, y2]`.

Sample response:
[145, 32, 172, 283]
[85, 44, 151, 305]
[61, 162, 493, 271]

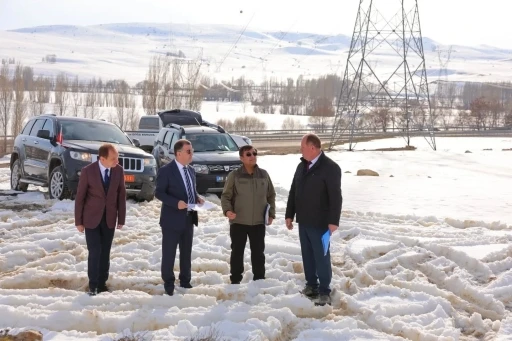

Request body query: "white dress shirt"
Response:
[175, 160, 195, 209]
[98, 161, 111, 183]
[309, 151, 322, 168]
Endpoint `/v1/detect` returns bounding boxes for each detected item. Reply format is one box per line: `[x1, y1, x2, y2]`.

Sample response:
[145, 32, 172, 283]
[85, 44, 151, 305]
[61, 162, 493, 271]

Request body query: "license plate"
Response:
[216, 176, 225, 182]
[125, 175, 135, 183]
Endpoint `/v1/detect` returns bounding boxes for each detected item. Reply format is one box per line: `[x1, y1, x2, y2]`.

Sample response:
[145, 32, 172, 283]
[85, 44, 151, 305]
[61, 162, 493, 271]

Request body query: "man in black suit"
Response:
[155, 139, 204, 296]
[285, 134, 342, 306]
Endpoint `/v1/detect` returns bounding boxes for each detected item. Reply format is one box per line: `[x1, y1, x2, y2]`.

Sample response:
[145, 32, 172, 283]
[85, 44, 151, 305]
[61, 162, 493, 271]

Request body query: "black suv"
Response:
[10, 115, 157, 201]
[152, 123, 242, 194]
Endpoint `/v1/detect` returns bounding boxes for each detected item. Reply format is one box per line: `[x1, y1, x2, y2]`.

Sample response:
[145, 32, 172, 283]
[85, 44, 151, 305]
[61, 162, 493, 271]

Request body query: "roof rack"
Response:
[201, 120, 226, 133]
[165, 123, 186, 136]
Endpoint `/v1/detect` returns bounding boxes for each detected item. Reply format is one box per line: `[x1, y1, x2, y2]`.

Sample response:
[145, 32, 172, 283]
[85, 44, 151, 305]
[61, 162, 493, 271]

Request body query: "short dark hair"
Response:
[239, 144, 255, 156]
[174, 139, 191, 154]
[98, 143, 117, 159]
[305, 134, 321, 149]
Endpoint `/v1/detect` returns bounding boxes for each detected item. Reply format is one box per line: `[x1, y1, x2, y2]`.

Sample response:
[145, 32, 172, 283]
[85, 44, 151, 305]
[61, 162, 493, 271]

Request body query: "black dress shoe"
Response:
[180, 283, 193, 289]
[164, 290, 174, 296]
[98, 285, 110, 294]
[87, 288, 97, 296]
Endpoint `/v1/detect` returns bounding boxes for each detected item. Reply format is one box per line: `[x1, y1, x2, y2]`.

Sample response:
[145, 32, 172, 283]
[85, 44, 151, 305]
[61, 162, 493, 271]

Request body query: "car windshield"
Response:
[185, 133, 239, 152]
[60, 120, 133, 145]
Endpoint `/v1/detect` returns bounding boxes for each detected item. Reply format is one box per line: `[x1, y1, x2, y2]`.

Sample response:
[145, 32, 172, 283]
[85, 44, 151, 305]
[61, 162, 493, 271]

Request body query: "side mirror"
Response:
[37, 129, 50, 139]
[132, 138, 140, 147]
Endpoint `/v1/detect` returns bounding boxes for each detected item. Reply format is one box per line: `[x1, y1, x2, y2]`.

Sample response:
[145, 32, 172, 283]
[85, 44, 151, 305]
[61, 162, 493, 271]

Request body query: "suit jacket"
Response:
[74, 161, 127, 229]
[155, 160, 200, 229]
[285, 152, 342, 228]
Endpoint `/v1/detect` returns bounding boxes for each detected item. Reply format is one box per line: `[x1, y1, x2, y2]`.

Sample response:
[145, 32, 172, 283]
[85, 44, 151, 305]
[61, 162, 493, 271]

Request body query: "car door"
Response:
[161, 130, 174, 166]
[32, 119, 55, 180]
[16, 119, 35, 175]
[23, 118, 46, 178]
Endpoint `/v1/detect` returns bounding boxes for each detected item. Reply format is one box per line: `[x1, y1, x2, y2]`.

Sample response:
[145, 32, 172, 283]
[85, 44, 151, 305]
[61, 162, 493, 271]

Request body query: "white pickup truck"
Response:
[125, 109, 251, 153]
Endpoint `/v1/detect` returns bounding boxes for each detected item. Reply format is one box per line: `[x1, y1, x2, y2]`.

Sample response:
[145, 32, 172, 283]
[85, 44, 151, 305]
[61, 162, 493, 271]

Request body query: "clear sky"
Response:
[1, 0, 511, 48]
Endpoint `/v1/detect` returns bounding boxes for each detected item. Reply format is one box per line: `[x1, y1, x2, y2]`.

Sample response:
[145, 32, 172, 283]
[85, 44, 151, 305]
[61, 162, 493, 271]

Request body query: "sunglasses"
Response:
[245, 151, 257, 157]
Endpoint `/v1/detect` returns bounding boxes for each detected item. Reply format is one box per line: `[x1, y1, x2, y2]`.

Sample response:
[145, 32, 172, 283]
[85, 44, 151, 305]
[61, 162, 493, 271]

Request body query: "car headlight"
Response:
[144, 158, 156, 166]
[70, 151, 92, 162]
[192, 164, 209, 174]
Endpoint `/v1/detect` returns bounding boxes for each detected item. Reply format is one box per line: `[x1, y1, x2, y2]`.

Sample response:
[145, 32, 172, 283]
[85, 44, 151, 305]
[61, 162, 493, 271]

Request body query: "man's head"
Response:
[98, 143, 119, 168]
[300, 134, 322, 161]
[239, 145, 257, 168]
[174, 139, 193, 166]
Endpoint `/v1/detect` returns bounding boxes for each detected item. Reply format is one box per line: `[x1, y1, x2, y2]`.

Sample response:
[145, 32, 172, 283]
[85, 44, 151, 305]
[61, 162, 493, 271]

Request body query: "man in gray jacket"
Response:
[221, 145, 276, 284]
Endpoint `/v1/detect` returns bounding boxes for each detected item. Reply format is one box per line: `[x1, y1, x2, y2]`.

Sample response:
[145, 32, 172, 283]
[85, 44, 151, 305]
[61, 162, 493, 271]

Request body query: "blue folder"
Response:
[322, 230, 330, 256]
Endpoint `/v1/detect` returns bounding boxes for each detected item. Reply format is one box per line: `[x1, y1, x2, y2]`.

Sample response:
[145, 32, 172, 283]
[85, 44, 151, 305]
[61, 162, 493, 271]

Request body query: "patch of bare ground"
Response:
[257, 136, 396, 155]
[367, 145, 417, 151]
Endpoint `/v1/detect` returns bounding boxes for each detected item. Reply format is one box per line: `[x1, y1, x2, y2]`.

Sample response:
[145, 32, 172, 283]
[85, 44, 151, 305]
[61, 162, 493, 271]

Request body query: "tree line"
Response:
[1, 55, 512, 150]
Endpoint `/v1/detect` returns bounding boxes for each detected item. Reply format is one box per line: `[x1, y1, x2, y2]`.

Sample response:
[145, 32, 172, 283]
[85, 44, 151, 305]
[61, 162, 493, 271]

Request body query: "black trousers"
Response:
[85, 212, 115, 290]
[161, 215, 194, 293]
[230, 223, 266, 283]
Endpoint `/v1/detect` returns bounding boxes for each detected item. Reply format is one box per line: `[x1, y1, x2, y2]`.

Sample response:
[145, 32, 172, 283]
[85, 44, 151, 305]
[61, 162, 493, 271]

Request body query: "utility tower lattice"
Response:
[329, 0, 437, 151]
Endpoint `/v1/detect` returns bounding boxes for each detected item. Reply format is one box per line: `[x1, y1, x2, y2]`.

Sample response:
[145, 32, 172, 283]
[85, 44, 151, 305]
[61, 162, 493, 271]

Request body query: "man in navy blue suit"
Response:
[155, 139, 204, 296]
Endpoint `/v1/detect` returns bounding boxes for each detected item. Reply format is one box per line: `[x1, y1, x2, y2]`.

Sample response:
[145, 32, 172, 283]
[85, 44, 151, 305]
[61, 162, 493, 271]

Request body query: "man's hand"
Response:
[267, 217, 273, 225]
[226, 211, 236, 220]
[285, 218, 293, 230]
[197, 196, 205, 205]
[76, 225, 85, 233]
[178, 200, 188, 210]
[117, 225, 123, 230]
[328, 224, 338, 235]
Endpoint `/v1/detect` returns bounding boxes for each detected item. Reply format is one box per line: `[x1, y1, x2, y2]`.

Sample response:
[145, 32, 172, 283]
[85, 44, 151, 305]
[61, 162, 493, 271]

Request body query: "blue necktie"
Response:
[183, 167, 195, 204]
[104, 169, 110, 186]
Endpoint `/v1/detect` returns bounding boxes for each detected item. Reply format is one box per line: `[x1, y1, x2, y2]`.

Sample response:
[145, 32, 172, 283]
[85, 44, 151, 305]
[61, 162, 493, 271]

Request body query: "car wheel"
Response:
[49, 166, 71, 200]
[10, 159, 28, 192]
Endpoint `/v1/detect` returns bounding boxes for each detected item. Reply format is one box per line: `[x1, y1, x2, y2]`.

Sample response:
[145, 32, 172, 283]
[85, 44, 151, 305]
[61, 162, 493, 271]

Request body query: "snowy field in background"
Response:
[0, 137, 511, 340]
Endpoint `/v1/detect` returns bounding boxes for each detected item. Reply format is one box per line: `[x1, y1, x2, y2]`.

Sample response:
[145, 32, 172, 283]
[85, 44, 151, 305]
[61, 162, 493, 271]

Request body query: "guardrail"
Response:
[241, 129, 512, 141]
[1, 128, 510, 152]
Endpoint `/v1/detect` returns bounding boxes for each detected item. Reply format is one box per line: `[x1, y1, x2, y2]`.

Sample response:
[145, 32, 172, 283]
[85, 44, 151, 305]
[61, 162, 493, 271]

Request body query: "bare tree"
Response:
[232, 116, 266, 132]
[71, 76, 81, 117]
[54, 72, 69, 116]
[143, 55, 166, 115]
[307, 97, 334, 132]
[440, 108, 452, 130]
[113, 80, 131, 130]
[85, 79, 99, 119]
[470, 97, 489, 130]
[186, 57, 203, 111]
[11, 63, 27, 137]
[445, 82, 458, 108]
[216, 118, 234, 131]
[127, 96, 139, 131]
[34, 76, 51, 116]
[372, 107, 391, 132]
[281, 117, 303, 131]
[0, 64, 13, 152]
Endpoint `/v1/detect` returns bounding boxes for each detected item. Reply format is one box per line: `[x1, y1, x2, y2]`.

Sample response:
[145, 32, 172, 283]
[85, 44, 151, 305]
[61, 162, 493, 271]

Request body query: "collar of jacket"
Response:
[300, 151, 324, 167]
[240, 164, 260, 175]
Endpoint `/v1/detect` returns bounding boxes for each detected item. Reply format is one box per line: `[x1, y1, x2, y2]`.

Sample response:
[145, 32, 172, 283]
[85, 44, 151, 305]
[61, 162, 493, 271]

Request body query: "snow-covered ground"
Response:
[0, 137, 511, 340]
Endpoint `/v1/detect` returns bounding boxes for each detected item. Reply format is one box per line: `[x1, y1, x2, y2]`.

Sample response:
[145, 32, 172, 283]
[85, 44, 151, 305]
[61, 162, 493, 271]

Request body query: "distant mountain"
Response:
[3, 23, 512, 84]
